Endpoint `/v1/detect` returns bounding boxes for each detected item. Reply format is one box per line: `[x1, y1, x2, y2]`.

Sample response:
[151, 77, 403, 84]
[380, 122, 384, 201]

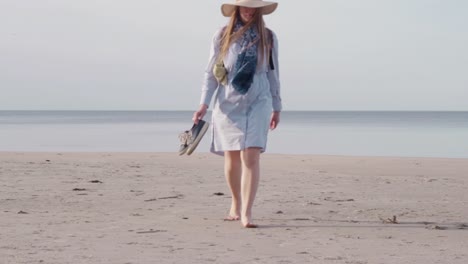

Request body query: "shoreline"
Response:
[1, 152, 467, 263]
[2, 151, 468, 159]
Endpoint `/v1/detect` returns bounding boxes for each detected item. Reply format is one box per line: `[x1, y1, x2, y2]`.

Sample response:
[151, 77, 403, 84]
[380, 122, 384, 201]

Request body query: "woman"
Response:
[193, 0, 282, 228]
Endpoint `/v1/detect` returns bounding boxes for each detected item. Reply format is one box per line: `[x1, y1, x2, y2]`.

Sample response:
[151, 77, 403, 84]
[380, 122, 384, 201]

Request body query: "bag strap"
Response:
[269, 49, 274, 70]
[216, 27, 275, 70]
[267, 29, 275, 70]
[215, 27, 227, 65]
[239, 36, 260, 53]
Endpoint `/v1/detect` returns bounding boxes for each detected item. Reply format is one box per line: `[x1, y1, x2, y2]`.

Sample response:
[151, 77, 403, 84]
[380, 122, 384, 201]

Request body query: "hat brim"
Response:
[221, 1, 278, 17]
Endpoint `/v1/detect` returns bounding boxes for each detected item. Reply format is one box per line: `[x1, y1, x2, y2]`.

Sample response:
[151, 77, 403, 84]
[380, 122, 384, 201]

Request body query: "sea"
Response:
[1, 111, 467, 158]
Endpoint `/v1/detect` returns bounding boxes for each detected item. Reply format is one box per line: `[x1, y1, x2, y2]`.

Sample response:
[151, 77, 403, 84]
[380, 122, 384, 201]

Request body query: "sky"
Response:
[1, 0, 467, 111]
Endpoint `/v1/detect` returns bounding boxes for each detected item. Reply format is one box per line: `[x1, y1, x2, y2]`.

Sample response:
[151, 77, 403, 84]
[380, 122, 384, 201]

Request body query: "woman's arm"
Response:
[199, 28, 224, 108]
[194, 28, 224, 123]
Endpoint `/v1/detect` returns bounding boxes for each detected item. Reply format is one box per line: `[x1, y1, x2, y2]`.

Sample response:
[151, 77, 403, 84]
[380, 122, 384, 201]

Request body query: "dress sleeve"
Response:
[200, 28, 224, 107]
[267, 31, 282, 112]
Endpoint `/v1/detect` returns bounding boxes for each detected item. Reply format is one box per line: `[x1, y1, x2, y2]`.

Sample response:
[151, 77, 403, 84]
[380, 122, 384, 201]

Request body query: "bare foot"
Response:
[243, 223, 258, 228]
[241, 215, 257, 228]
[223, 215, 240, 221]
[226, 205, 240, 222]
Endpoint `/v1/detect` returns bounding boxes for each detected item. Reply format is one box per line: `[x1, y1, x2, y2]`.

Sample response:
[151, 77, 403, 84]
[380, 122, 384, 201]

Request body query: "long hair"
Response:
[219, 7, 271, 67]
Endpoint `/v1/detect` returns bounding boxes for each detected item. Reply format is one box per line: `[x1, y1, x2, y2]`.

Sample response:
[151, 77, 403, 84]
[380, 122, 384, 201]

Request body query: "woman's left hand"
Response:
[270, 111, 280, 130]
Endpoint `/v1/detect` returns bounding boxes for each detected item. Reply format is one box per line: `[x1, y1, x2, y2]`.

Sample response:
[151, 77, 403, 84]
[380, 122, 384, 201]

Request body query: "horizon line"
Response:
[1, 109, 468, 112]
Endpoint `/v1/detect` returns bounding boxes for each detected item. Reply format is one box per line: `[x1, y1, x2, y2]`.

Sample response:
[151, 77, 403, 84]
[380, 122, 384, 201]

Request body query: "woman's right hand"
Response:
[192, 104, 208, 124]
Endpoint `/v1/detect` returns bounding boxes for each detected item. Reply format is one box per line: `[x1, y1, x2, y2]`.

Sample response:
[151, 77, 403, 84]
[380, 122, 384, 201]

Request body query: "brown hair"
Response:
[219, 7, 272, 67]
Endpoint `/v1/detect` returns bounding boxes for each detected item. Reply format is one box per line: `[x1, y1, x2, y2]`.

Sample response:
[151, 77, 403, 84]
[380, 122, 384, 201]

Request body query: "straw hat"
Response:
[221, 0, 278, 17]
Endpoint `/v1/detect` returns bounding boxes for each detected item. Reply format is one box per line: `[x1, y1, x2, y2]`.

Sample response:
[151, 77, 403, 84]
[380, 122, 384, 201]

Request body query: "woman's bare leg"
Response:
[240, 147, 261, 227]
[224, 151, 242, 220]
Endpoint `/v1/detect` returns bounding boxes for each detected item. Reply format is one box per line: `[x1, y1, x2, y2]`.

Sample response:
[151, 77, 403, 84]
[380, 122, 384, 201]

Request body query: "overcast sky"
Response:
[1, 0, 467, 111]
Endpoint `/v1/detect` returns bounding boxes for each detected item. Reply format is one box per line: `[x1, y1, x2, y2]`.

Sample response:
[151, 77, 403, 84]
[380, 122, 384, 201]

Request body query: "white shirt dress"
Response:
[200, 27, 282, 156]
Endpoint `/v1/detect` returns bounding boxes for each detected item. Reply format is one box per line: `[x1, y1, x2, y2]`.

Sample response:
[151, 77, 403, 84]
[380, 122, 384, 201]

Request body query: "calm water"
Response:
[1, 111, 467, 158]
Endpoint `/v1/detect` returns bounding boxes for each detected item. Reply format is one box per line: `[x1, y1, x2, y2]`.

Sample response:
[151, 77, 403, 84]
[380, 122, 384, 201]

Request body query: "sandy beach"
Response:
[1, 152, 467, 264]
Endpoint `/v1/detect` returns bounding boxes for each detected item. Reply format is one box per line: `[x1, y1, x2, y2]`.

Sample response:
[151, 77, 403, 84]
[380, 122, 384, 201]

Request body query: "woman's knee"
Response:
[225, 151, 242, 169]
[241, 147, 261, 168]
